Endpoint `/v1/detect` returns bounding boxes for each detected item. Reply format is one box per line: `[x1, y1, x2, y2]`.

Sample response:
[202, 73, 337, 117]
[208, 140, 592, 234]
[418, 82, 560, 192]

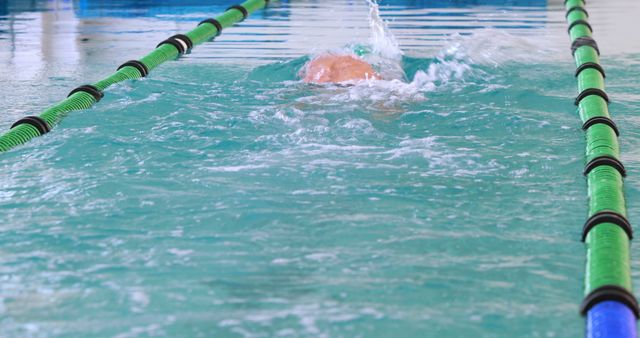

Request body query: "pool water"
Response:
[1, 0, 640, 337]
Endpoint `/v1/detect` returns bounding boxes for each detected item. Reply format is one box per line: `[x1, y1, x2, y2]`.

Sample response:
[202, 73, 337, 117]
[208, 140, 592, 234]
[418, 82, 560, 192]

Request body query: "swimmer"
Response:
[301, 53, 381, 84]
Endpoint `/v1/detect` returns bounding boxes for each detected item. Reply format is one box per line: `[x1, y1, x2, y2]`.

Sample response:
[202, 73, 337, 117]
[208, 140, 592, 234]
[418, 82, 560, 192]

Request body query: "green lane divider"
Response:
[0, 0, 271, 153]
[565, 0, 640, 331]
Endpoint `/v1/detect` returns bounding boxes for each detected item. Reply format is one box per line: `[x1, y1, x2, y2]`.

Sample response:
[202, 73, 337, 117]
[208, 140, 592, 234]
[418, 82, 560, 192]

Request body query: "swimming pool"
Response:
[1, 0, 640, 336]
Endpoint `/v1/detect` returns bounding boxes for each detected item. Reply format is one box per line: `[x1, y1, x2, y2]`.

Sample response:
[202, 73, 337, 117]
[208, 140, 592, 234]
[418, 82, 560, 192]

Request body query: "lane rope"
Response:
[0, 0, 271, 153]
[566, 1, 639, 336]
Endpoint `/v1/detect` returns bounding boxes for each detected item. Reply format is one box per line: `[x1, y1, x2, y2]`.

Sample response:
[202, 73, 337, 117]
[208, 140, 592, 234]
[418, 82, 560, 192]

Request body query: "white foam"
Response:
[168, 248, 193, 257]
[208, 164, 268, 172]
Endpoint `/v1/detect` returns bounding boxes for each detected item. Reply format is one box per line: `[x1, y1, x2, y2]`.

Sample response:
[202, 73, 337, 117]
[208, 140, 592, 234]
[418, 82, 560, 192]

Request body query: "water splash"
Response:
[361, 0, 405, 81]
[366, 0, 403, 61]
[436, 29, 562, 66]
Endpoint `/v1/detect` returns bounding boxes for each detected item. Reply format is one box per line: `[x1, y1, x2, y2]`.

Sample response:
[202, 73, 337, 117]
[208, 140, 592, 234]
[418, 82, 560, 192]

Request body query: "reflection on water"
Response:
[0, 0, 556, 73]
[2, 0, 638, 82]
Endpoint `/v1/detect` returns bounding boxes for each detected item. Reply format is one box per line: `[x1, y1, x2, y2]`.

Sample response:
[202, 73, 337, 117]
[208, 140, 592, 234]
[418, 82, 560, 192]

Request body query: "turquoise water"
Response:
[1, 0, 640, 337]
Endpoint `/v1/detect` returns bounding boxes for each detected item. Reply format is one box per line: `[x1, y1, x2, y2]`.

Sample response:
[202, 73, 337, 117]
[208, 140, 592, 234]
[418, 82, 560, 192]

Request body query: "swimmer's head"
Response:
[300, 52, 381, 84]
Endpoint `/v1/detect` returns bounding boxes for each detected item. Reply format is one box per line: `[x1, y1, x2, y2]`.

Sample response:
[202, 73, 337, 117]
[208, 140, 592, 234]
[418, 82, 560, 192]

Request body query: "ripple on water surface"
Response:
[2, 0, 640, 337]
